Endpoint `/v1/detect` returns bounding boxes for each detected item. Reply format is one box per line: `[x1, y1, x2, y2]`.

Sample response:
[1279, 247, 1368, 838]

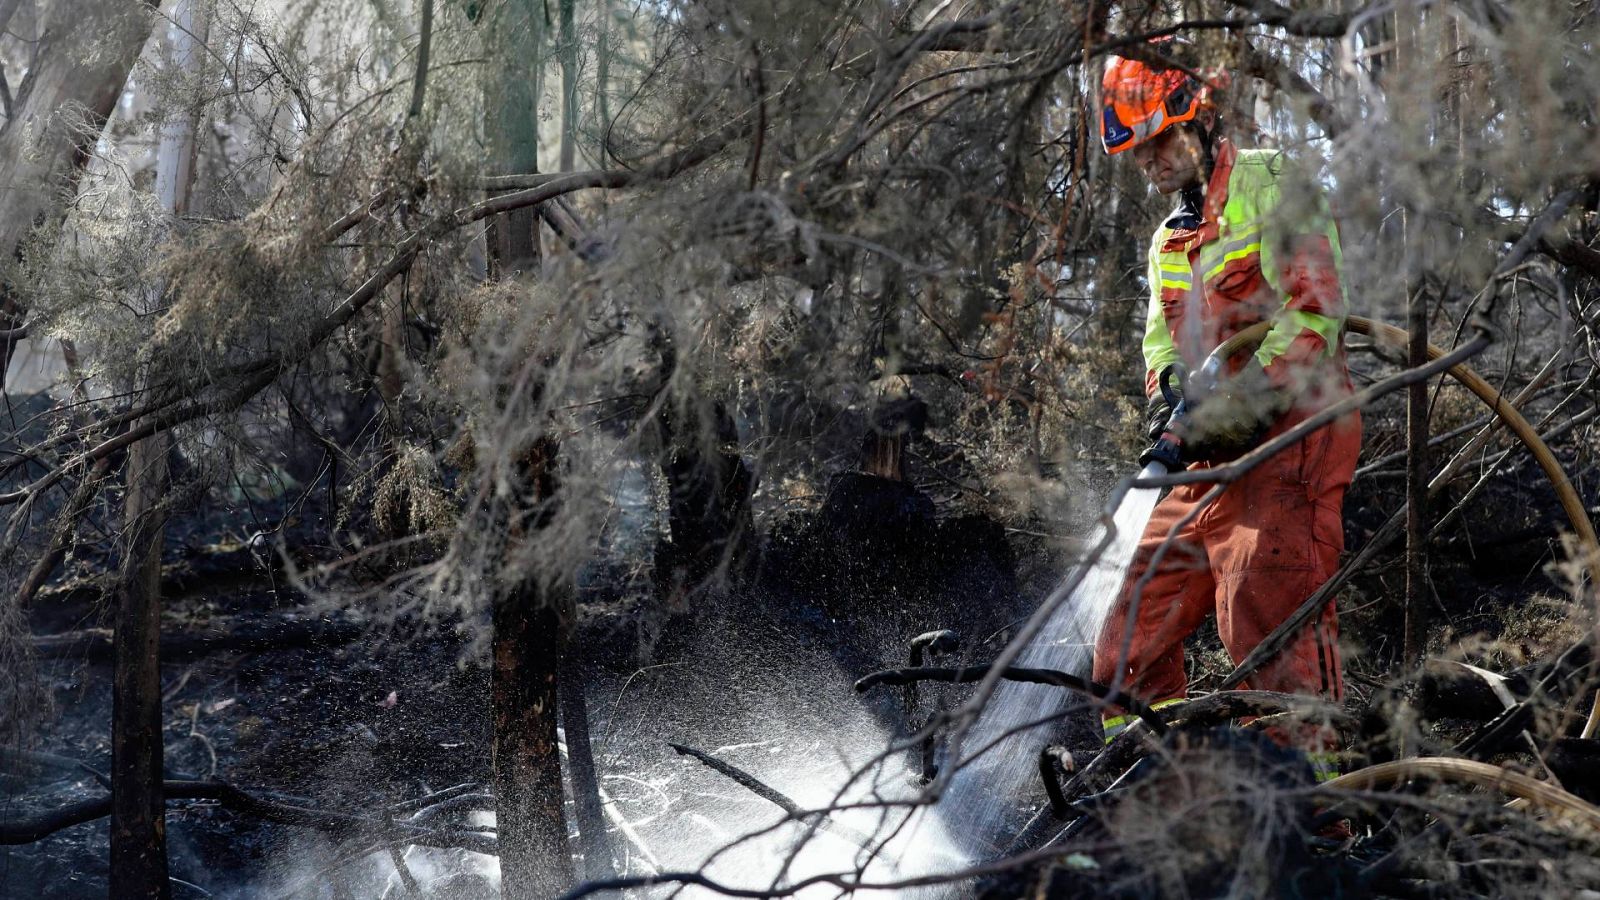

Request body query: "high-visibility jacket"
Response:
[1141, 138, 1349, 402]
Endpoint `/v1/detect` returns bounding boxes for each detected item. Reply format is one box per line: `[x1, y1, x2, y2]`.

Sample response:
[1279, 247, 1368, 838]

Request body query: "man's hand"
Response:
[1182, 361, 1287, 463]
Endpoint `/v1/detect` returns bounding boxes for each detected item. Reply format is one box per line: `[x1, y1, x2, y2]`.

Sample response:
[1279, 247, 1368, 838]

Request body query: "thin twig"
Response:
[667, 743, 875, 850]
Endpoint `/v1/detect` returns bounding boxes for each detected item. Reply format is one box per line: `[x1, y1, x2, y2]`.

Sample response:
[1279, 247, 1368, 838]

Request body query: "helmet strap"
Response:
[1193, 120, 1217, 184]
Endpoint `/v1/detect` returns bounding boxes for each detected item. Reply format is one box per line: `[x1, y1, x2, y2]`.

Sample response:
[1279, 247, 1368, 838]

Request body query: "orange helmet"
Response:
[1101, 42, 1226, 155]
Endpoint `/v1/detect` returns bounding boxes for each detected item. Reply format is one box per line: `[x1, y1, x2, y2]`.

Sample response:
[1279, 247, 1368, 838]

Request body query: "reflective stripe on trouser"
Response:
[1102, 697, 1189, 744]
[1308, 751, 1341, 783]
[1092, 409, 1361, 751]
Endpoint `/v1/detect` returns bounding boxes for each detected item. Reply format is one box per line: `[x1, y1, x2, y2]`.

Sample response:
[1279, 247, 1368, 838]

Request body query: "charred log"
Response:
[1546, 739, 1600, 805]
[32, 616, 363, 661]
[0, 777, 495, 853]
[1418, 643, 1594, 723]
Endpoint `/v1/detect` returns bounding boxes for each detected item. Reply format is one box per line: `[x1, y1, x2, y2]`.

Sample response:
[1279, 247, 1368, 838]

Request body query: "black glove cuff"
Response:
[1144, 393, 1174, 442]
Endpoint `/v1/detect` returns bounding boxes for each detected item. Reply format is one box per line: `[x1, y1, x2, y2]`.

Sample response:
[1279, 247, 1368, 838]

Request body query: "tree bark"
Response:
[558, 0, 577, 172]
[111, 7, 206, 895]
[492, 439, 573, 899]
[481, 9, 569, 893]
[486, 0, 544, 276]
[492, 594, 571, 897]
[594, 0, 610, 162]
[1403, 268, 1428, 671]
[110, 434, 171, 900]
[0, 0, 158, 384]
[1401, 6, 1428, 673]
[559, 662, 613, 882]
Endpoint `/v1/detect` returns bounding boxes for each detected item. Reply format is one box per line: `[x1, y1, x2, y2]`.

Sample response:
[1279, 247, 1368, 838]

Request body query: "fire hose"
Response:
[1197, 315, 1600, 738]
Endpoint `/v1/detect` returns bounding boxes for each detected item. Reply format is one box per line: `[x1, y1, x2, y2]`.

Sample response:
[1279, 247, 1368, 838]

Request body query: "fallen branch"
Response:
[1457, 638, 1597, 759]
[596, 780, 661, 874]
[14, 455, 112, 611]
[263, 788, 496, 899]
[31, 615, 363, 661]
[0, 746, 113, 790]
[667, 743, 874, 850]
[1428, 660, 1563, 784]
[668, 742, 802, 814]
[1051, 690, 1352, 805]
[853, 664, 1168, 737]
[1324, 758, 1600, 834]
[0, 778, 495, 852]
[386, 782, 481, 815]
[1420, 646, 1593, 724]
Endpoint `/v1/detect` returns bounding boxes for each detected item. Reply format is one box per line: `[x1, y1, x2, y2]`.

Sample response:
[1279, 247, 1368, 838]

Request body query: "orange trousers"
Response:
[1093, 410, 1361, 734]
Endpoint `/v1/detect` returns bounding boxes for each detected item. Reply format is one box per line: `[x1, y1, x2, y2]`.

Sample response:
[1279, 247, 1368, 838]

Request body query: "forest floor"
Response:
[3, 424, 1597, 898]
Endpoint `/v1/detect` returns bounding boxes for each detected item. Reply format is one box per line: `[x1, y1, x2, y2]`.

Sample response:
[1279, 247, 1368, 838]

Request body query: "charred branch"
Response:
[667, 743, 876, 851]
[1457, 638, 1598, 759]
[0, 777, 496, 853]
[31, 616, 364, 661]
[854, 663, 1168, 737]
[1052, 690, 1356, 805]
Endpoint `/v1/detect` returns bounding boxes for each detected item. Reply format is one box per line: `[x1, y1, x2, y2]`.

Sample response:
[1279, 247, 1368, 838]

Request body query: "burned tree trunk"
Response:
[110, 435, 171, 900]
[481, 7, 570, 893]
[492, 439, 573, 898]
[109, 6, 206, 895]
[559, 661, 613, 882]
[491, 599, 572, 897]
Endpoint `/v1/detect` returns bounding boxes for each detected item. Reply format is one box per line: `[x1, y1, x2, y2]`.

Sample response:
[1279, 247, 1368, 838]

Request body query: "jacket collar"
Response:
[1197, 137, 1237, 242]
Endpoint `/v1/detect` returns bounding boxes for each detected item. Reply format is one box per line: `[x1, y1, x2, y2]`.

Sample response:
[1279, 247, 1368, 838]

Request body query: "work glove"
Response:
[1182, 360, 1288, 464]
[1145, 391, 1174, 442]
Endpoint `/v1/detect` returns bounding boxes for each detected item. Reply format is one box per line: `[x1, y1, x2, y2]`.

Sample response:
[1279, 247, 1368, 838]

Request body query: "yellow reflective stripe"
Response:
[1199, 226, 1261, 257]
[1202, 241, 1262, 281]
[1102, 698, 1190, 743]
[1157, 256, 1192, 290]
[1144, 237, 1182, 376]
[1195, 227, 1263, 280]
[1308, 752, 1341, 782]
[1254, 309, 1343, 366]
[1101, 715, 1132, 741]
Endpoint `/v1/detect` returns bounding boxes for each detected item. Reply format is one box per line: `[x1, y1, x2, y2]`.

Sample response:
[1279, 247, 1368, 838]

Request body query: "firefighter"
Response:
[1090, 42, 1360, 783]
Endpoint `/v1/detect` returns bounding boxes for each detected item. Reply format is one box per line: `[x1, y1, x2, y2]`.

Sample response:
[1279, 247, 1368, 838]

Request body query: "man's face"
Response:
[1131, 124, 1206, 194]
